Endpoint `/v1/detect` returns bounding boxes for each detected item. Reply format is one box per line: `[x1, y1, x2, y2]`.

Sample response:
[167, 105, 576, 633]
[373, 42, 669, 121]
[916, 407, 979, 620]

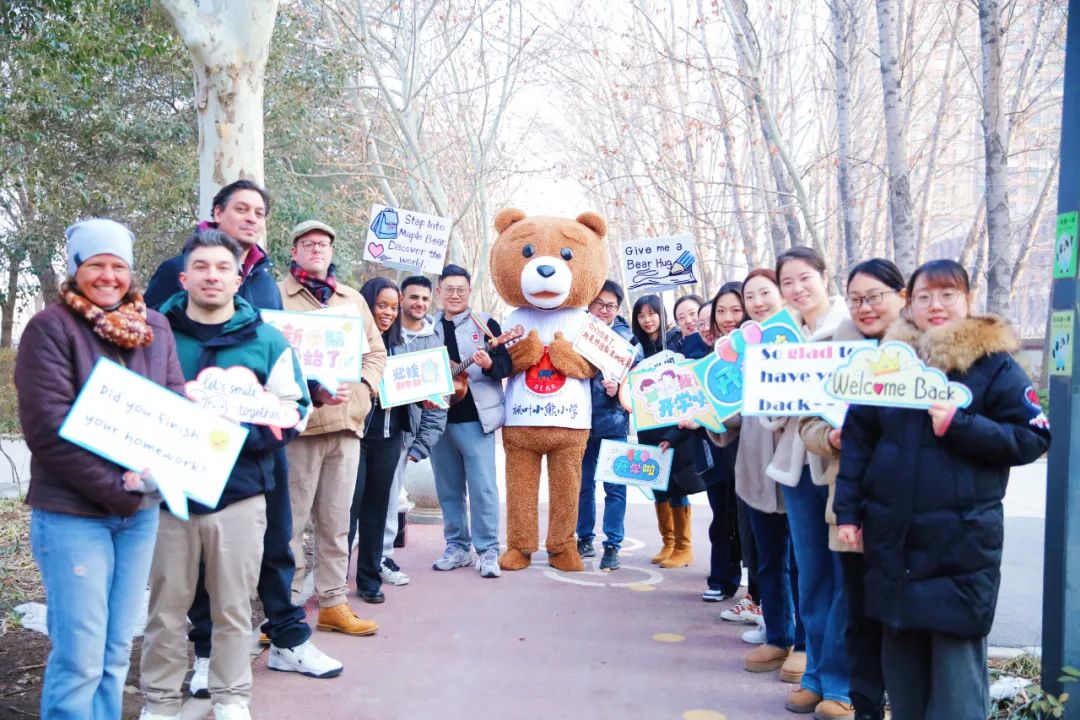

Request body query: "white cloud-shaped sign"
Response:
[825, 341, 973, 410]
[185, 366, 300, 438]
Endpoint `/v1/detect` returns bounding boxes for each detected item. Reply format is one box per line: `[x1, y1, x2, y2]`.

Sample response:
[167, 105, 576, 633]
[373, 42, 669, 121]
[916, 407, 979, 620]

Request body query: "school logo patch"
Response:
[470, 331, 481, 343]
[525, 347, 566, 395]
[1023, 386, 1050, 430]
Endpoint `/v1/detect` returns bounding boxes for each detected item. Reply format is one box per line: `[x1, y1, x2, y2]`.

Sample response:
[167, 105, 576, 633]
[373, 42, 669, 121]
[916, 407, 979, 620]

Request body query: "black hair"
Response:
[776, 246, 827, 280]
[709, 281, 744, 338]
[631, 294, 666, 354]
[598, 279, 625, 307]
[182, 229, 243, 269]
[672, 293, 704, 319]
[848, 258, 905, 291]
[439, 264, 471, 284]
[211, 179, 270, 217]
[401, 275, 433, 293]
[360, 277, 403, 348]
[906, 259, 970, 297]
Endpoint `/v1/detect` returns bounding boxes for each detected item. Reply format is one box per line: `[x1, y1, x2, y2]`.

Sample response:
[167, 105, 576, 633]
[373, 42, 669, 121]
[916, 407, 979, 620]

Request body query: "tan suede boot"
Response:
[660, 504, 693, 568]
[650, 502, 675, 564]
[780, 650, 806, 683]
[812, 700, 855, 719]
[785, 688, 822, 714]
[743, 643, 790, 672]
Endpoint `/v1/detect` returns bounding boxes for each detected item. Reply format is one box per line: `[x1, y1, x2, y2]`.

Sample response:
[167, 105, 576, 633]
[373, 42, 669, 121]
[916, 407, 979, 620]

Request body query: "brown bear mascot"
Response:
[490, 208, 608, 572]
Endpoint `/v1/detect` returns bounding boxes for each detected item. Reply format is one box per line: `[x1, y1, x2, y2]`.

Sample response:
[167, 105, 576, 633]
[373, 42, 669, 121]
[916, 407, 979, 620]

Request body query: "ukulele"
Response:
[448, 325, 525, 406]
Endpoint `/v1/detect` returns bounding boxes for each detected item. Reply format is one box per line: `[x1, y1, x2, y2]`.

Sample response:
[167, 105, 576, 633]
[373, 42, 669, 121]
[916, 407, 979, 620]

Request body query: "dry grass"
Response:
[0, 498, 39, 632]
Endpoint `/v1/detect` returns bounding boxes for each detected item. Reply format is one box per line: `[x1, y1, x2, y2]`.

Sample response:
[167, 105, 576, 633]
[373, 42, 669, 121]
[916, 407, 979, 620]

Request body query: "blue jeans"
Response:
[430, 421, 500, 553]
[576, 435, 628, 549]
[782, 467, 850, 704]
[747, 505, 805, 650]
[31, 507, 159, 720]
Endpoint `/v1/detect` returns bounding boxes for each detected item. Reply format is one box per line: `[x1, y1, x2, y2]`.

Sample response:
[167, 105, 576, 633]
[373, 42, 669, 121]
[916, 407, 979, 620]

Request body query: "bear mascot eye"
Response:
[560, 247, 573, 261]
[522, 244, 535, 258]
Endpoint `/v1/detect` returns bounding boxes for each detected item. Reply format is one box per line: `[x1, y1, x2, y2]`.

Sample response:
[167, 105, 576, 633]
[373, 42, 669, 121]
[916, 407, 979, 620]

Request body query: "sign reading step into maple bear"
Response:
[365, 204, 451, 275]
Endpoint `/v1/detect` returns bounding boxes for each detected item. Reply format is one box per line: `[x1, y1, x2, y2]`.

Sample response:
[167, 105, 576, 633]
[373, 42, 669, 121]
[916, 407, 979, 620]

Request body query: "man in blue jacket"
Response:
[576, 280, 635, 571]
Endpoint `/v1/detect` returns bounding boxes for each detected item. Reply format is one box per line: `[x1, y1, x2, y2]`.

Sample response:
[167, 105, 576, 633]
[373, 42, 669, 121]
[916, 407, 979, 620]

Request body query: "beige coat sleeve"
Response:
[798, 416, 839, 461]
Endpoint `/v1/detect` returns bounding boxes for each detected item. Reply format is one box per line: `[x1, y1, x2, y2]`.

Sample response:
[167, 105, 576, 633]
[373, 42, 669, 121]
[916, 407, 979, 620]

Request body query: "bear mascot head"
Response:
[489, 208, 608, 312]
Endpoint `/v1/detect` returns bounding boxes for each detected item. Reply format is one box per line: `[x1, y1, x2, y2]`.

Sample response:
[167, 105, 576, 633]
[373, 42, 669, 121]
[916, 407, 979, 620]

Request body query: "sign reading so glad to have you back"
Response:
[825, 341, 973, 410]
[59, 358, 248, 521]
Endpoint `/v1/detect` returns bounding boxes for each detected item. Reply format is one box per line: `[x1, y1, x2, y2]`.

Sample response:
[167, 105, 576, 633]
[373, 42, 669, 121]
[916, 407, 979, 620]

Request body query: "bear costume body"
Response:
[490, 208, 608, 572]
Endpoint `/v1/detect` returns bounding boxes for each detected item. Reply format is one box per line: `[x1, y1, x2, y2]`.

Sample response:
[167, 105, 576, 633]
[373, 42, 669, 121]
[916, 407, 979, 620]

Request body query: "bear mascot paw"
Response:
[489, 208, 608, 572]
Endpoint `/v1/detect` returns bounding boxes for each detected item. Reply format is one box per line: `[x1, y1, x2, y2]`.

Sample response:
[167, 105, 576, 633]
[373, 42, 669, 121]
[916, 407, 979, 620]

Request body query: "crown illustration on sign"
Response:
[867, 350, 901, 376]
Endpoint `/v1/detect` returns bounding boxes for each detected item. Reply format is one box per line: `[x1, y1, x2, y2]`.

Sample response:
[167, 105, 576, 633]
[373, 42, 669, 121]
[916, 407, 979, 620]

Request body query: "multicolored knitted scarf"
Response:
[60, 282, 154, 350]
[290, 261, 338, 306]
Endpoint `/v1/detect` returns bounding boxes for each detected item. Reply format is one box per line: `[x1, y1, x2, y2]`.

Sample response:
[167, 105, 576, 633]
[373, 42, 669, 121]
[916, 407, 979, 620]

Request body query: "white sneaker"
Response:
[212, 704, 252, 720]
[139, 709, 178, 720]
[189, 656, 210, 699]
[741, 625, 767, 645]
[380, 557, 410, 586]
[476, 547, 502, 578]
[267, 640, 343, 678]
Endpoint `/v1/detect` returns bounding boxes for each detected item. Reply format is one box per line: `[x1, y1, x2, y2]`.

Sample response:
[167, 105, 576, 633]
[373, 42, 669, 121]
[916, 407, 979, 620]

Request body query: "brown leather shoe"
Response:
[785, 688, 823, 714]
[316, 604, 377, 636]
[812, 700, 855, 720]
[744, 643, 791, 672]
[780, 650, 807, 683]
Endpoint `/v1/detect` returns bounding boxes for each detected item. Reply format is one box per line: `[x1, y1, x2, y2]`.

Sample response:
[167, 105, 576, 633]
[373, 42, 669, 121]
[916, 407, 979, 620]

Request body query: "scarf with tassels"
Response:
[60, 282, 154, 349]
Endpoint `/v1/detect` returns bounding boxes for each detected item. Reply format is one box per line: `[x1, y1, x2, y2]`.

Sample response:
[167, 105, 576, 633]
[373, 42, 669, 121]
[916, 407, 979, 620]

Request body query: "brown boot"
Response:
[780, 650, 806, 684]
[650, 502, 675, 564]
[316, 604, 377, 636]
[660, 504, 693, 568]
[812, 700, 855, 719]
[744, 643, 790, 672]
[785, 688, 822, 714]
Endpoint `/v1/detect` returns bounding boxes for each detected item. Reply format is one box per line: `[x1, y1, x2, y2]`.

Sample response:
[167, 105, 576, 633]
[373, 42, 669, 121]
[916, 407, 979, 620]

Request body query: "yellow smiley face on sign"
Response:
[208, 429, 230, 452]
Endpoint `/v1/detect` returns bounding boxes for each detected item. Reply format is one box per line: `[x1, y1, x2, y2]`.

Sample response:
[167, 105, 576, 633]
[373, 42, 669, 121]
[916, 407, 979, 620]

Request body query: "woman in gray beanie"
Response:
[14, 218, 186, 720]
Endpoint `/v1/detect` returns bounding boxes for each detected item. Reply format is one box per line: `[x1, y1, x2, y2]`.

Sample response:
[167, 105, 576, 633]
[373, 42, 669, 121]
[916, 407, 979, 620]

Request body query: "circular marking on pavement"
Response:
[533, 556, 665, 589]
[627, 582, 657, 592]
[682, 711, 726, 720]
[652, 632, 685, 643]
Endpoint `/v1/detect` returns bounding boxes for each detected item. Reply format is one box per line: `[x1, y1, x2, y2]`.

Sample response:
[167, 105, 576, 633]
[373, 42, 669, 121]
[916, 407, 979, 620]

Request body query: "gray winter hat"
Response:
[65, 218, 135, 275]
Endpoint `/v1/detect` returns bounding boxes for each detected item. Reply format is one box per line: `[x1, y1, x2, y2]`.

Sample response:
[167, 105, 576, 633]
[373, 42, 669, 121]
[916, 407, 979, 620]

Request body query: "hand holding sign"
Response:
[825, 341, 973, 410]
[379, 346, 455, 409]
[572, 315, 636, 382]
[595, 439, 674, 491]
[185, 366, 301, 440]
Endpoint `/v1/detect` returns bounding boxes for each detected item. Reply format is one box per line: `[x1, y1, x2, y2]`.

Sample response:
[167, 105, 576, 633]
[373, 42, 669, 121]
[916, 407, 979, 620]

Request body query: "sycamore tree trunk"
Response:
[158, 0, 279, 218]
[830, 0, 861, 273]
[978, 0, 1013, 318]
[873, 0, 916, 278]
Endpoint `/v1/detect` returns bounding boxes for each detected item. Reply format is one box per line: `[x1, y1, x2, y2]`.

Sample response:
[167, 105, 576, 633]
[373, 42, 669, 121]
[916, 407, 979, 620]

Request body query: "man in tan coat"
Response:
[279, 220, 387, 636]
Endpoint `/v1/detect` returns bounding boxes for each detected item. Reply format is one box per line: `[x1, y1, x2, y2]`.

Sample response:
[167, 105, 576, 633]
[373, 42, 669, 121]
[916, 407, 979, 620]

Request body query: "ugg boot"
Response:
[779, 650, 806, 683]
[743, 643, 791, 672]
[660, 504, 693, 568]
[650, 502, 675, 564]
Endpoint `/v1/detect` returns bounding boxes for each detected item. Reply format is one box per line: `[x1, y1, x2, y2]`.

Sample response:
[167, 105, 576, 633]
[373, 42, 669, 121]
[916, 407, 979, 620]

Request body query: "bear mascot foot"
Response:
[547, 547, 584, 572]
[499, 548, 532, 571]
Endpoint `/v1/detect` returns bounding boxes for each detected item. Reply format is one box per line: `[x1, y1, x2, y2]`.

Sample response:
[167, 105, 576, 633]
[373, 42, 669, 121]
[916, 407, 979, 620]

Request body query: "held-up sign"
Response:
[741, 340, 877, 427]
[825, 341, 973, 410]
[594, 439, 673, 491]
[261, 309, 365, 388]
[379, 346, 454, 409]
[572, 315, 636, 382]
[185, 366, 301, 440]
[622, 234, 698, 291]
[628, 358, 723, 432]
[59, 358, 248, 521]
[365, 204, 451, 275]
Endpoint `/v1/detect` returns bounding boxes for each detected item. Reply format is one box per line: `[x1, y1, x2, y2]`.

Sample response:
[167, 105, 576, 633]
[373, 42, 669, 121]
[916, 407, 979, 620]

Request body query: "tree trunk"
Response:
[978, 0, 1012, 318]
[0, 253, 19, 348]
[873, 0, 917, 277]
[830, 0, 861, 274]
[158, 0, 279, 218]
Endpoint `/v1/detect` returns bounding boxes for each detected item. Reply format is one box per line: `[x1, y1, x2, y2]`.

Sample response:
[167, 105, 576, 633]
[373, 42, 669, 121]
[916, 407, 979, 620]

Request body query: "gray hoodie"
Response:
[394, 316, 448, 460]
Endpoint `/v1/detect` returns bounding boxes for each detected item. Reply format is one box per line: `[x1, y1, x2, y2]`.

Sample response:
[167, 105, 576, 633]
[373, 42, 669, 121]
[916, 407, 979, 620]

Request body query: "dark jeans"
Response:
[882, 630, 988, 720]
[705, 480, 742, 595]
[349, 430, 403, 594]
[839, 551, 885, 716]
[577, 435, 628, 549]
[736, 497, 759, 600]
[746, 505, 804, 650]
[189, 449, 311, 655]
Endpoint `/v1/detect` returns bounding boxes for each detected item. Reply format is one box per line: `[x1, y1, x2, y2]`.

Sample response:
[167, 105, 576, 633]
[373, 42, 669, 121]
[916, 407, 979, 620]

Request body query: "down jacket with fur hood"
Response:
[834, 315, 1050, 638]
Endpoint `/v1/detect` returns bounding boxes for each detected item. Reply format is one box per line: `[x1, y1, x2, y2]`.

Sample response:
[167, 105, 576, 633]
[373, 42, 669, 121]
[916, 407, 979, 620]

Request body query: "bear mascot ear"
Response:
[575, 212, 607, 240]
[495, 208, 527, 234]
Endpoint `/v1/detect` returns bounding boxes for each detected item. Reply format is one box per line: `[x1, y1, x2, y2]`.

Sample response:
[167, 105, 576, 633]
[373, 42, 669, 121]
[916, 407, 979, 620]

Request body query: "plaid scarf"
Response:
[60, 282, 154, 350]
[290, 261, 338, 306]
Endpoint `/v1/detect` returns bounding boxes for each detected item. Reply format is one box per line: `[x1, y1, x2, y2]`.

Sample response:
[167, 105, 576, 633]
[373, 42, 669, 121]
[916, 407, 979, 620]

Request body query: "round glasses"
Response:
[846, 289, 898, 309]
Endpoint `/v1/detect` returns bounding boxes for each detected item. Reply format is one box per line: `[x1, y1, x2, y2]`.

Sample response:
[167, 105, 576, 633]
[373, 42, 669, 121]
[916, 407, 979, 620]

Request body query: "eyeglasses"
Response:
[441, 287, 469, 297]
[846, 289, 898, 309]
[297, 240, 332, 251]
[912, 288, 964, 309]
[590, 301, 619, 312]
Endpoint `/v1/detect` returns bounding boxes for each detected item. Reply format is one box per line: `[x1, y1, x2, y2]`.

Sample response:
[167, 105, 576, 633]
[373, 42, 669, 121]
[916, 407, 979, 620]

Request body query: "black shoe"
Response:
[577, 538, 596, 558]
[599, 545, 620, 571]
[358, 589, 386, 604]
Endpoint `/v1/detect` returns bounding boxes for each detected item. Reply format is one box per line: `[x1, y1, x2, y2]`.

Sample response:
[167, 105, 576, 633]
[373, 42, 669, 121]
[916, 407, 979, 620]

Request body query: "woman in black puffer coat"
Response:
[834, 260, 1050, 720]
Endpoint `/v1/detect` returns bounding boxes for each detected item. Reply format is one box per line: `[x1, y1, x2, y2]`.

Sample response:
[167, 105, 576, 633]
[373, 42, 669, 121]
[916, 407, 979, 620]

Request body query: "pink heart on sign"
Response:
[716, 337, 738, 363]
[873, 383, 884, 395]
[368, 242, 384, 258]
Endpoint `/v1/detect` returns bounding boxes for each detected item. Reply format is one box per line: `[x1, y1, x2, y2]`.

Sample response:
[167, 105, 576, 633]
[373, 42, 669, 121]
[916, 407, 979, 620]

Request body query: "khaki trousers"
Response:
[141, 495, 267, 713]
[286, 431, 361, 607]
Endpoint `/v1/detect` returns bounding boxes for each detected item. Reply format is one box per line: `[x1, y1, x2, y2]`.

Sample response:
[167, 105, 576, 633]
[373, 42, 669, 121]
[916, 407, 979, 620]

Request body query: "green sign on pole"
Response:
[1055, 211, 1079, 278]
